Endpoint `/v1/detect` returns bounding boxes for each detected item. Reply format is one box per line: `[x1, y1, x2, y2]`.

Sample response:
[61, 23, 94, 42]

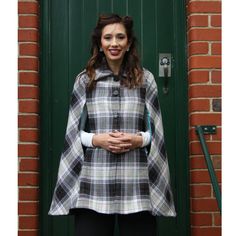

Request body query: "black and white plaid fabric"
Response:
[49, 66, 176, 217]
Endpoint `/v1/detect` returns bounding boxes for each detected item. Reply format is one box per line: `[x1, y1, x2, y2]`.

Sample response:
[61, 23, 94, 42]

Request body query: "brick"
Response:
[190, 113, 221, 126]
[190, 141, 221, 155]
[18, 231, 39, 236]
[191, 198, 219, 212]
[19, 130, 39, 142]
[18, 2, 39, 14]
[19, 16, 39, 28]
[18, 86, 39, 99]
[191, 227, 221, 236]
[18, 173, 39, 186]
[191, 170, 221, 183]
[19, 58, 38, 71]
[190, 156, 207, 169]
[189, 42, 208, 56]
[211, 15, 221, 27]
[191, 170, 211, 183]
[191, 185, 211, 198]
[212, 127, 221, 140]
[212, 156, 221, 169]
[211, 70, 221, 83]
[19, 159, 39, 172]
[212, 99, 221, 112]
[18, 202, 39, 215]
[18, 30, 38, 42]
[189, 70, 209, 84]
[191, 213, 212, 226]
[189, 99, 210, 112]
[189, 56, 221, 69]
[211, 43, 221, 55]
[214, 213, 221, 226]
[19, 100, 39, 113]
[19, 216, 39, 229]
[189, 85, 221, 98]
[188, 15, 208, 28]
[19, 43, 39, 56]
[19, 72, 39, 85]
[188, 1, 221, 14]
[18, 3, 40, 229]
[18, 144, 39, 157]
[188, 29, 221, 41]
[18, 115, 39, 128]
[19, 188, 39, 201]
[216, 170, 221, 183]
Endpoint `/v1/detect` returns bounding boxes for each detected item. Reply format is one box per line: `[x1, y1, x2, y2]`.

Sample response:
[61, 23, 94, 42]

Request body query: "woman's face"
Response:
[100, 23, 130, 66]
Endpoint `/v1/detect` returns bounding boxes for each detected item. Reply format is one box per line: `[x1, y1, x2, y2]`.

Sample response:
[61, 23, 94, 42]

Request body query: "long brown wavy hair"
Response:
[86, 14, 144, 90]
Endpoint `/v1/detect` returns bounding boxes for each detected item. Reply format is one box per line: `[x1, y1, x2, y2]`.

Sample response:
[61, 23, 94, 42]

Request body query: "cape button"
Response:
[114, 75, 120, 81]
[113, 89, 119, 96]
[114, 113, 119, 119]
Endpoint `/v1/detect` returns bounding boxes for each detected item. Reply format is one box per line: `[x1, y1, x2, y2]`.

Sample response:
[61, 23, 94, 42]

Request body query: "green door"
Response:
[40, 0, 189, 235]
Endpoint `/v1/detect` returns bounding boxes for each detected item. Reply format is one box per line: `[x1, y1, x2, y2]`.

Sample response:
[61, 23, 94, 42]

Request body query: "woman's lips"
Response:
[109, 49, 121, 56]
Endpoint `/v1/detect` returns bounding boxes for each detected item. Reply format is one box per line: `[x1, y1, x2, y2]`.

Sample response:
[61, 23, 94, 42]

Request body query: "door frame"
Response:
[39, 0, 189, 235]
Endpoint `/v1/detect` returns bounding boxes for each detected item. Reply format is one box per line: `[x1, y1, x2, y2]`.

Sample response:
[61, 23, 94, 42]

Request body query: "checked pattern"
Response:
[49, 67, 176, 217]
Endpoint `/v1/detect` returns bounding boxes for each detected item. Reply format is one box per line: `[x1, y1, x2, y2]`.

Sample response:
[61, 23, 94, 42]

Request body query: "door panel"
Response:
[40, 0, 189, 235]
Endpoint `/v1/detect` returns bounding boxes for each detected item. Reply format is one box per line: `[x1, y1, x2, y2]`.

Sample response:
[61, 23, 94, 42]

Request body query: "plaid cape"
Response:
[49, 66, 176, 217]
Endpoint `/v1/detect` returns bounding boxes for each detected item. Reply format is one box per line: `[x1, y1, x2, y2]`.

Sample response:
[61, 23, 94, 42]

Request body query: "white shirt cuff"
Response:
[139, 131, 151, 147]
[80, 130, 95, 147]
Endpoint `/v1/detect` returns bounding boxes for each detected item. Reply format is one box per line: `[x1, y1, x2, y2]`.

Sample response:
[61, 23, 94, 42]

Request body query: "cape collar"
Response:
[94, 62, 127, 81]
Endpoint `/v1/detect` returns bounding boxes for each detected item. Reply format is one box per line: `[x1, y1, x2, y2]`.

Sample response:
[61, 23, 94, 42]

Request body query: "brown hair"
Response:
[85, 14, 144, 90]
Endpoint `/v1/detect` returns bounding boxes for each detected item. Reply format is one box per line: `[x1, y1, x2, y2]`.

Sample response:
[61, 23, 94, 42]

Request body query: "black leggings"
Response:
[74, 208, 157, 236]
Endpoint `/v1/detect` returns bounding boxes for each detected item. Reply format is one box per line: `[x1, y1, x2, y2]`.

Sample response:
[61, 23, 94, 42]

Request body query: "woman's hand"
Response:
[109, 131, 143, 150]
[92, 130, 143, 153]
[92, 132, 132, 153]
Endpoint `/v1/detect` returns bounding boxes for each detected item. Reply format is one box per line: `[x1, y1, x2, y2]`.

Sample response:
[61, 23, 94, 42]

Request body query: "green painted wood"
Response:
[50, 0, 74, 235]
[98, 0, 112, 15]
[112, 0, 127, 16]
[39, 0, 52, 234]
[172, 0, 190, 234]
[40, 0, 189, 235]
[155, 1, 175, 235]
[127, 0, 142, 60]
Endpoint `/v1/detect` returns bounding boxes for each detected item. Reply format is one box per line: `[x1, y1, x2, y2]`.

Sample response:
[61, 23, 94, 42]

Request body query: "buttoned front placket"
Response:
[112, 75, 121, 208]
[112, 79, 121, 131]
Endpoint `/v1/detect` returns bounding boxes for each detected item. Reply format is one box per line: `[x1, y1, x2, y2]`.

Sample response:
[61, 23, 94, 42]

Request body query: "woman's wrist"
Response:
[133, 134, 143, 148]
[92, 134, 99, 147]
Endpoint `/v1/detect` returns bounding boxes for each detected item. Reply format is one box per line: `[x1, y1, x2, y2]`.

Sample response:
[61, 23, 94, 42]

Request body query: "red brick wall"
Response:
[187, 0, 221, 235]
[17, 0, 222, 235]
[18, 1, 40, 235]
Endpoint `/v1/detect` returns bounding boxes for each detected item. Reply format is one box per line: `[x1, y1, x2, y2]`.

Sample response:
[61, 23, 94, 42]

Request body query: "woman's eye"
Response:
[103, 34, 126, 41]
[104, 36, 111, 40]
[117, 36, 125, 40]
[117, 34, 126, 40]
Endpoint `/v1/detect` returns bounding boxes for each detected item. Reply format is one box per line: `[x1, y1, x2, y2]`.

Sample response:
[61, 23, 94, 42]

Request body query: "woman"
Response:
[49, 14, 176, 236]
